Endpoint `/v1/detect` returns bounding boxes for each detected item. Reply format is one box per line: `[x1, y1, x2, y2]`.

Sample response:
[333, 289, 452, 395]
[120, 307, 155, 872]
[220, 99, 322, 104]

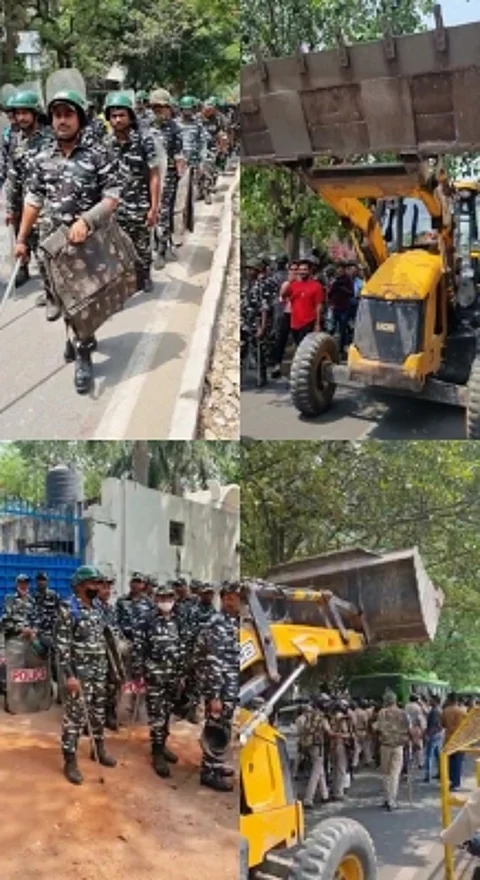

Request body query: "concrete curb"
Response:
[168, 167, 239, 439]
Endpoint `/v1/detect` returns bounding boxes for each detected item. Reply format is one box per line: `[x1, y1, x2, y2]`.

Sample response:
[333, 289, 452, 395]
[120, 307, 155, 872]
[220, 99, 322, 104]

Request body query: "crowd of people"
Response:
[0, 567, 240, 792]
[288, 687, 475, 813]
[240, 253, 364, 387]
[0, 84, 238, 393]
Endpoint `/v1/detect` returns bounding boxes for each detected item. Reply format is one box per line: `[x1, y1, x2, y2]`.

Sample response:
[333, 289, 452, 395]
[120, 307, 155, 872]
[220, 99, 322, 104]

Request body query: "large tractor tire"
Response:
[290, 332, 339, 418]
[466, 356, 480, 439]
[289, 818, 377, 880]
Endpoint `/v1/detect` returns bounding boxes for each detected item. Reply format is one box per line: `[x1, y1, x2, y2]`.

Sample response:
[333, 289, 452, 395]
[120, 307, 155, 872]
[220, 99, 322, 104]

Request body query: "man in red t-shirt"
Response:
[281, 258, 326, 345]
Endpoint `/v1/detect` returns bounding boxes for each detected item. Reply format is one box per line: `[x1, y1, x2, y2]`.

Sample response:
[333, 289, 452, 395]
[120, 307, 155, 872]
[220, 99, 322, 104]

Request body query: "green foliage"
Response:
[241, 0, 434, 61]
[0, 441, 239, 502]
[1, 0, 238, 96]
[241, 441, 480, 689]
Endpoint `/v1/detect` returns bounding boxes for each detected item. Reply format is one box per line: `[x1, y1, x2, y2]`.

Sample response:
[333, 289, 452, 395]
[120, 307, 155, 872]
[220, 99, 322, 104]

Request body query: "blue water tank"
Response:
[45, 465, 81, 507]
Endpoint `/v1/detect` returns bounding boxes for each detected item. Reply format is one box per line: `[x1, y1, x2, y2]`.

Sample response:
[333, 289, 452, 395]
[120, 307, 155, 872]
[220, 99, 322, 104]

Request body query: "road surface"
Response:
[241, 374, 466, 440]
[300, 764, 475, 880]
[0, 171, 236, 440]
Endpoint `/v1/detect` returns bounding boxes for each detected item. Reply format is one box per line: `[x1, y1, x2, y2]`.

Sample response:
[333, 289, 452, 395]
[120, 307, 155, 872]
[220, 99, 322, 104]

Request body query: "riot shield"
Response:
[46, 69, 86, 105]
[5, 637, 52, 713]
[173, 167, 194, 244]
[39, 217, 137, 340]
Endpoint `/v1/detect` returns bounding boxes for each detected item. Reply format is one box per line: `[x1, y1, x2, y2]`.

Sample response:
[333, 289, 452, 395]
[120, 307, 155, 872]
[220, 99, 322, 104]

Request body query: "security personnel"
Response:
[31, 571, 60, 656]
[14, 88, 121, 395]
[150, 88, 185, 268]
[5, 90, 52, 290]
[375, 689, 411, 810]
[104, 92, 160, 293]
[301, 698, 331, 808]
[2, 574, 36, 641]
[95, 571, 122, 731]
[56, 565, 117, 785]
[133, 583, 184, 778]
[194, 581, 239, 791]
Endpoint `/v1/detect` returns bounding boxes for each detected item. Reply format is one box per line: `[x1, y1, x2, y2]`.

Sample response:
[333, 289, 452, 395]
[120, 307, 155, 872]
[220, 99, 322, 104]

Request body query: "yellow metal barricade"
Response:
[441, 708, 480, 879]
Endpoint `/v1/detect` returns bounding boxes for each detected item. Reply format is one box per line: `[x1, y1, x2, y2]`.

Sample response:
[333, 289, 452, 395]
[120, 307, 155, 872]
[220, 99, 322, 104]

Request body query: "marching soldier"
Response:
[133, 583, 184, 778]
[196, 582, 217, 626]
[194, 581, 240, 792]
[2, 574, 36, 642]
[301, 698, 331, 808]
[5, 90, 52, 290]
[85, 101, 107, 142]
[375, 690, 411, 811]
[150, 88, 185, 268]
[135, 91, 155, 132]
[329, 700, 354, 800]
[104, 92, 161, 293]
[56, 565, 117, 785]
[14, 87, 121, 395]
[116, 572, 153, 642]
[177, 96, 208, 202]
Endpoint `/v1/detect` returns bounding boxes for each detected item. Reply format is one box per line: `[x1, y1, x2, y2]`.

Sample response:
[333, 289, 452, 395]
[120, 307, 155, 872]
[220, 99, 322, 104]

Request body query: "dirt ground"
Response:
[0, 707, 238, 880]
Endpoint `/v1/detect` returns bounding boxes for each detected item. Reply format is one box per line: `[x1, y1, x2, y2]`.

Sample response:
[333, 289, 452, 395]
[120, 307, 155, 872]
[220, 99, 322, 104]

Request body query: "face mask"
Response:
[85, 588, 98, 602]
[158, 601, 174, 614]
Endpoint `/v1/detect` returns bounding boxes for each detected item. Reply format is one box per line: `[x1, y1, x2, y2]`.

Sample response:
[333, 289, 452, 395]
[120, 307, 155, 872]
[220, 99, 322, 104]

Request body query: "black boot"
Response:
[15, 264, 30, 288]
[91, 739, 117, 767]
[63, 752, 83, 785]
[200, 770, 233, 792]
[217, 765, 235, 778]
[163, 745, 178, 764]
[74, 342, 93, 395]
[64, 338, 76, 363]
[205, 192, 212, 205]
[143, 273, 154, 293]
[45, 293, 61, 322]
[152, 744, 170, 777]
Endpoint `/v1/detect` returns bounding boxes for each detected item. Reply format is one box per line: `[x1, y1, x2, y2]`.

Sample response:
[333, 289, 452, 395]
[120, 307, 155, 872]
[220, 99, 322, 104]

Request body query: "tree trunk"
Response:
[284, 217, 304, 260]
[131, 441, 149, 486]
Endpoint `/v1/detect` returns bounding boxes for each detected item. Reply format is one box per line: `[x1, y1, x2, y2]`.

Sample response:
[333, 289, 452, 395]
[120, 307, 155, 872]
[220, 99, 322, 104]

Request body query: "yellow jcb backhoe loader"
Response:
[240, 547, 444, 879]
[240, 7, 480, 437]
[454, 181, 480, 307]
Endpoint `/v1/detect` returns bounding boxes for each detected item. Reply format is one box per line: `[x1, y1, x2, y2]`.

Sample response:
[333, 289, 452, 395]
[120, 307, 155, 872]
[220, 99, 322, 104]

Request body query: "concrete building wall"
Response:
[85, 479, 240, 595]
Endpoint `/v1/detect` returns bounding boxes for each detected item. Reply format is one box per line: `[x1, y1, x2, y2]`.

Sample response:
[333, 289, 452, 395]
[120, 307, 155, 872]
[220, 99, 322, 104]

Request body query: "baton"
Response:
[0, 258, 21, 314]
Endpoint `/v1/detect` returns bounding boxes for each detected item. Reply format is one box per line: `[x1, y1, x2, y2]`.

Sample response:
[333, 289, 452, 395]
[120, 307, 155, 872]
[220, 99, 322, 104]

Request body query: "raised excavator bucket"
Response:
[263, 546, 444, 646]
[241, 9, 480, 163]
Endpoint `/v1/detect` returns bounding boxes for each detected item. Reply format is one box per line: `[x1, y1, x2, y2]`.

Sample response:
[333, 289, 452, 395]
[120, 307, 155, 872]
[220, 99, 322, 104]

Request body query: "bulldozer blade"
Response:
[241, 16, 480, 162]
[265, 547, 443, 646]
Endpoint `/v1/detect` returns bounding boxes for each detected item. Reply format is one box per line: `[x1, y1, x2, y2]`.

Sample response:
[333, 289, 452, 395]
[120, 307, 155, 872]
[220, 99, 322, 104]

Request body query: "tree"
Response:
[241, 441, 480, 688]
[0, 441, 239, 503]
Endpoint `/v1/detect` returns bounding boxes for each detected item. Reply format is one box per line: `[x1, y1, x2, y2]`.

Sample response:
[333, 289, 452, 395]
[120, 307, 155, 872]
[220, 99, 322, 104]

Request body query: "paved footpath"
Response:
[0, 172, 236, 439]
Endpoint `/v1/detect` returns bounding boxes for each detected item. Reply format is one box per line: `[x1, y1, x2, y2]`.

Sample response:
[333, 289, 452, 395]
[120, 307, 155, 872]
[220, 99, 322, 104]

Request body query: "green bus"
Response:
[349, 672, 450, 705]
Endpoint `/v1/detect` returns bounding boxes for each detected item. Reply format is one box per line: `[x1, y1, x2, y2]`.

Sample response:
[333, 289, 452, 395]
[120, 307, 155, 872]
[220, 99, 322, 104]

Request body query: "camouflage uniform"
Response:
[5, 126, 52, 269]
[2, 591, 36, 640]
[178, 117, 207, 168]
[376, 699, 410, 808]
[241, 272, 276, 384]
[194, 604, 239, 783]
[137, 108, 155, 134]
[95, 596, 122, 725]
[105, 128, 158, 275]
[0, 124, 18, 189]
[84, 116, 107, 144]
[133, 600, 184, 756]
[25, 132, 121, 321]
[31, 584, 60, 650]
[56, 595, 108, 755]
[152, 118, 183, 252]
[301, 705, 331, 806]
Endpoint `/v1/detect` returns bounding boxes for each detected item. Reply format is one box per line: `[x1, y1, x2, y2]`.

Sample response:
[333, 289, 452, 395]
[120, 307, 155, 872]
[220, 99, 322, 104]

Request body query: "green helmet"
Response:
[136, 90, 149, 102]
[48, 90, 87, 125]
[5, 95, 16, 110]
[205, 96, 218, 107]
[10, 90, 42, 112]
[104, 92, 135, 121]
[72, 565, 101, 587]
[179, 95, 195, 110]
